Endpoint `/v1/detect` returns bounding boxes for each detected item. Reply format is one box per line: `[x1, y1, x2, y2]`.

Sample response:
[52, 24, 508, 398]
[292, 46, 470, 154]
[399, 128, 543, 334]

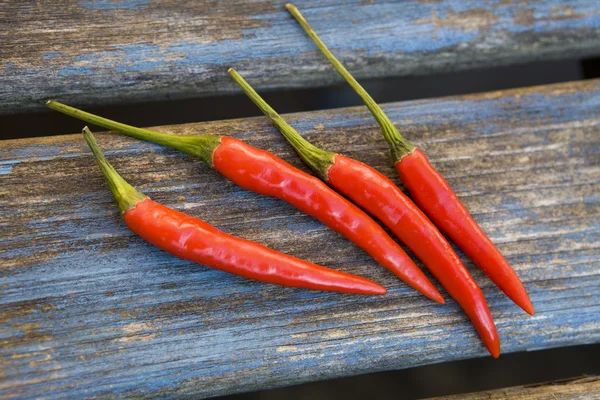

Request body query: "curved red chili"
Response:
[81, 127, 386, 295]
[228, 68, 499, 358]
[213, 136, 443, 303]
[47, 102, 443, 303]
[396, 149, 534, 315]
[285, 1, 533, 316]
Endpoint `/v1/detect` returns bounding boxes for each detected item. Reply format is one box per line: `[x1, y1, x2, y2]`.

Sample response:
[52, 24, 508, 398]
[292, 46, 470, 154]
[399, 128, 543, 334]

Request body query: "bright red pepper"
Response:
[82, 127, 386, 295]
[286, 1, 533, 320]
[396, 149, 534, 316]
[47, 102, 444, 303]
[228, 67, 500, 358]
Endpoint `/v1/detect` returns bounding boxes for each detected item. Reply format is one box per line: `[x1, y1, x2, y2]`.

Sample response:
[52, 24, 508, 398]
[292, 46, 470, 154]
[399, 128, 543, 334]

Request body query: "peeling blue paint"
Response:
[3, 142, 71, 160]
[32, 1, 600, 84]
[115, 60, 161, 72]
[57, 51, 120, 76]
[2, 2, 600, 395]
[58, 65, 95, 77]
[4, 0, 600, 114]
[0, 164, 13, 175]
[113, 44, 167, 72]
[56, 44, 170, 76]
[79, 0, 151, 11]
[43, 52, 62, 60]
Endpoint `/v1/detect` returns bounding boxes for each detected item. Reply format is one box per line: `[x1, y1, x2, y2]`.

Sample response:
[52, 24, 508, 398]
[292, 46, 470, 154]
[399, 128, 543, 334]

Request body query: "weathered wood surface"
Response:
[428, 376, 600, 399]
[2, 0, 600, 114]
[1, 79, 599, 398]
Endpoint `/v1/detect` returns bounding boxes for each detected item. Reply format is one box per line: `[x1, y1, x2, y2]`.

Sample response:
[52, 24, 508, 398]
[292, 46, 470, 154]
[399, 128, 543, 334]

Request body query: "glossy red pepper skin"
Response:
[124, 198, 386, 294]
[81, 127, 387, 295]
[44, 101, 442, 303]
[284, 3, 532, 319]
[225, 68, 499, 356]
[396, 149, 534, 316]
[328, 154, 499, 357]
[212, 137, 444, 304]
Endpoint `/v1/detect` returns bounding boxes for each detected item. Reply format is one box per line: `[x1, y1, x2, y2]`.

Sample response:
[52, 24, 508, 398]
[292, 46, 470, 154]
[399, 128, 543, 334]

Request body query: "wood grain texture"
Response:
[428, 376, 600, 399]
[1, 79, 600, 398]
[2, 0, 600, 114]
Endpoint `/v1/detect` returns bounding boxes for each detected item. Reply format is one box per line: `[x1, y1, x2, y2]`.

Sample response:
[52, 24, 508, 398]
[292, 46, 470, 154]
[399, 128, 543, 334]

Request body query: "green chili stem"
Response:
[228, 68, 335, 180]
[82, 127, 147, 213]
[285, 3, 415, 162]
[47, 101, 221, 166]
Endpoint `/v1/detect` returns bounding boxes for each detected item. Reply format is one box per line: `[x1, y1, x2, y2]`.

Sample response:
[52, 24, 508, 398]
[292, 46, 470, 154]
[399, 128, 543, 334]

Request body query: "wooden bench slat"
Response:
[1, 80, 599, 397]
[427, 376, 600, 399]
[2, 0, 600, 114]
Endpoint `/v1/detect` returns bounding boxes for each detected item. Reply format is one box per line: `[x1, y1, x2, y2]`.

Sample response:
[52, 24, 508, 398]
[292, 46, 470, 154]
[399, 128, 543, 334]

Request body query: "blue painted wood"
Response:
[1, 0, 600, 113]
[1, 80, 599, 397]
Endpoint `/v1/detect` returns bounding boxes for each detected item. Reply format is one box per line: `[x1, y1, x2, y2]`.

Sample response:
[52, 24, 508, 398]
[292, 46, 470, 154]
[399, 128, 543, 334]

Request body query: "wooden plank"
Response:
[2, 0, 600, 114]
[1, 79, 599, 398]
[427, 376, 600, 399]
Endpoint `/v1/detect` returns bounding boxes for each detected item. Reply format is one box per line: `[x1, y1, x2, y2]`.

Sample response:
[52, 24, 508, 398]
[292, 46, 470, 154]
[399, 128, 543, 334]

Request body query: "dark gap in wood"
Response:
[581, 56, 600, 79]
[219, 343, 600, 400]
[1, 58, 583, 140]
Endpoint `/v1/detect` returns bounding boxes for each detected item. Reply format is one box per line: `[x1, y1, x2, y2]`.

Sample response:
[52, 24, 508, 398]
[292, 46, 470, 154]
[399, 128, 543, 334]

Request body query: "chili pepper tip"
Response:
[431, 291, 445, 305]
[369, 285, 387, 296]
[521, 299, 535, 316]
[490, 343, 500, 359]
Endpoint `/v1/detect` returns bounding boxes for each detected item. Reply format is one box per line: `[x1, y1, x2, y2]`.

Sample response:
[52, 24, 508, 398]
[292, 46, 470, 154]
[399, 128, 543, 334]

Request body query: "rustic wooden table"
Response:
[2, 80, 599, 397]
[1, 0, 600, 398]
[2, 0, 600, 113]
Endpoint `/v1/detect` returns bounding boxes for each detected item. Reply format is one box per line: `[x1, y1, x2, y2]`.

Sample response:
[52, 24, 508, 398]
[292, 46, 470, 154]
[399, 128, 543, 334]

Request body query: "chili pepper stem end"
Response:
[228, 68, 336, 180]
[82, 127, 147, 213]
[47, 101, 222, 166]
[285, 4, 415, 162]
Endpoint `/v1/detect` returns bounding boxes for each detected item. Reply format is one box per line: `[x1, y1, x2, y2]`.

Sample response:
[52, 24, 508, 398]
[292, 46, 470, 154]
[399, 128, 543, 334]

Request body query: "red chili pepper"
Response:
[396, 150, 535, 313]
[228, 68, 500, 358]
[81, 127, 386, 295]
[47, 102, 444, 303]
[286, 4, 534, 320]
